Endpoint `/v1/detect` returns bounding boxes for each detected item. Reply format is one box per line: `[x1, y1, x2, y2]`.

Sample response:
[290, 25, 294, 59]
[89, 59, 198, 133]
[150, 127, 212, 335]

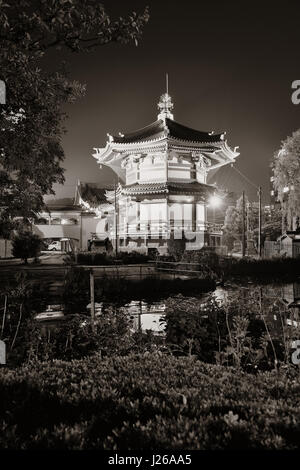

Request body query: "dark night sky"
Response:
[46, 0, 300, 203]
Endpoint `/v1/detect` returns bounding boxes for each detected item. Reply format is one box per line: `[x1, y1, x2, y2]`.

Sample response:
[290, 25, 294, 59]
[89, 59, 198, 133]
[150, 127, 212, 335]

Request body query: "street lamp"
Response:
[208, 194, 223, 208]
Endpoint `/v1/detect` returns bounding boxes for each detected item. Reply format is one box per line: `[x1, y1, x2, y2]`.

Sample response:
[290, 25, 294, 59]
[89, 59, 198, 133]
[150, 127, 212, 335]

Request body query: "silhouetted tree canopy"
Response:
[272, 129, 300, 231]
[0, 0, 149, 236]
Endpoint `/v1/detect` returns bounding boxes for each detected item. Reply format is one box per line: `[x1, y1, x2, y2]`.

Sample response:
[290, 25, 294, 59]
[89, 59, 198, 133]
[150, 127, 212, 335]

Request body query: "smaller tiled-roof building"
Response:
[33, 181, 112, 251]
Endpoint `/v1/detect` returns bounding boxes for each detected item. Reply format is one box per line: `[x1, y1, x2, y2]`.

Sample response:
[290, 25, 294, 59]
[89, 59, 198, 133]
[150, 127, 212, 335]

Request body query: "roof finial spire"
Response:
[157, 73, 174, 121]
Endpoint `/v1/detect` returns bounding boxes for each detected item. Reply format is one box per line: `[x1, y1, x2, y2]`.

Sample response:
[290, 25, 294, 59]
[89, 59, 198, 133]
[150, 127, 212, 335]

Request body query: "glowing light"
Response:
[208, 194, 223, 208]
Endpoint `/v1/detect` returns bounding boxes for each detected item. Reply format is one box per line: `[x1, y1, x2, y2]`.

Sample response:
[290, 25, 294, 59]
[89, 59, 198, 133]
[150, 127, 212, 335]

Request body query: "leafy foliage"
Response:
[12, 231, 43, 264]
[75, 251, 151, 266]
[167, 236, 186, 261]
[272, 129, 300, 231]
[163, 288, 291, 371]
[0, 353, 300, 449]
[0, 1, 149, 236]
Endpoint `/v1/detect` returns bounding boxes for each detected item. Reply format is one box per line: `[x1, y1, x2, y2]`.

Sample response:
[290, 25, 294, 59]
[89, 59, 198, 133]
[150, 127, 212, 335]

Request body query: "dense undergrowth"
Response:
[0, 353, 300, 450]
[1, 262, 300, 450]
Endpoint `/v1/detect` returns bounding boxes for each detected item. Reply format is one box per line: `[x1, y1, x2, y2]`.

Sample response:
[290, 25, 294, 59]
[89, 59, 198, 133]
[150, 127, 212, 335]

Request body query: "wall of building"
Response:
[33, 214, 109, 251]
[124, 153, 209, 185]
[33, 224, 79, 241]
[81, 215, 108, 249]
[0, 239, 13, 258]
[139, 155, 166, 183]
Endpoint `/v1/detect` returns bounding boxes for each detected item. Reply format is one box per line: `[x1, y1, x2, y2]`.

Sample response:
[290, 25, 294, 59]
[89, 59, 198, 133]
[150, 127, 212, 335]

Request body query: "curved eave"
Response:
[92, 137, 239, 172]
[93, 136, 168, 162]
[203, 141, 239, 171]
[93, 135, 228, 160]
[121, 182, 216, 198]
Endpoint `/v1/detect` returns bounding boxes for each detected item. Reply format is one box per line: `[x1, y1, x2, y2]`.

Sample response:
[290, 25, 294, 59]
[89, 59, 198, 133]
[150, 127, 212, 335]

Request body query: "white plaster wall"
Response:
[148, 203, 167, 222]
[168, 168, 190, 180]
[139, 167, 165, 182]
[169, 203, 183, 221]
[183, 204, 193, 222]
[196, 170, 206, 183]
[126, 167, 137, 185]
[33, 224, 80, 240]
[197, 204, 205, 224]
[81, 216, 104, 249]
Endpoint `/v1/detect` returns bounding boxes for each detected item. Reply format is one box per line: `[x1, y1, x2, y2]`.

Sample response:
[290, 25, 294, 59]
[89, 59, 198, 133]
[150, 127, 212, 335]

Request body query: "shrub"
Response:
[117, 251, 150, 264]
[0, 354, 300, 450]
[167, 236, 186, 261]
[163, 289, 291, 371]
[76, 252, 113, 265]
[221, 257, 300, 281]
[182, 253, 300, 282]
[12, 231, 43, 264]
[26, 310, 134, 362]
[75, 251, 150, 266]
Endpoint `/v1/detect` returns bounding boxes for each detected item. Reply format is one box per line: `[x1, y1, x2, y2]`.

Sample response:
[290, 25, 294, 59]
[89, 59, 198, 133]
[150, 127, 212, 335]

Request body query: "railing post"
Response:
[90, 269, 95, 332]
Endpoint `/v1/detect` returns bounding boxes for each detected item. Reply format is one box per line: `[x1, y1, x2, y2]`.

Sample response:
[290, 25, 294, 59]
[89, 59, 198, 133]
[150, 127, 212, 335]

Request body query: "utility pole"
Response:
[258, 186, 262, 258]
[90, 269, 95, 332]
[242, 191, 246, 257]
[246, 202, 250, 253]
[114, 180, 118, 257]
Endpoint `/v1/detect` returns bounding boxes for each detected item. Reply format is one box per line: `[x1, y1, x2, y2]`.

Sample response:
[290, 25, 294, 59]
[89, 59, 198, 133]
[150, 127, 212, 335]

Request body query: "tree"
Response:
[0, 1, 149, 237]
[222, 205, 240, 250]
[259, 206, 282, 242]
[12, 231, 43, 264]
[272, 129, 300, 231]
[222, 196, 251, 251]
[223, 196, 282, 251]
[223, 196, 261, 251]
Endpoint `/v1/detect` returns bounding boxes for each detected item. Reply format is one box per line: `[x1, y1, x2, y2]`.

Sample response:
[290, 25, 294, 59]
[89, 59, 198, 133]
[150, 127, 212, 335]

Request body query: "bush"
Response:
[167, 236, 186, 261]
[222, 257, 300, 282]
[117, 251, 150, 264]
[26, 310, 135, 362]
[75, 251, 150, 266]
[163, 289, 292, 371]
[12, 231, 43, 264]
[76, 252, 113, 265]
[182, 252, 300, 282]
[0, 354, 300, 450]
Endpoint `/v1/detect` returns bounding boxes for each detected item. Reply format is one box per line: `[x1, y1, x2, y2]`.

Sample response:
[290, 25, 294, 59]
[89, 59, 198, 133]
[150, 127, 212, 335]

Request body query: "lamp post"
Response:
[114, 180, 118, 257]
[258, 186, 262, 258]
[89, 269, 95, 332]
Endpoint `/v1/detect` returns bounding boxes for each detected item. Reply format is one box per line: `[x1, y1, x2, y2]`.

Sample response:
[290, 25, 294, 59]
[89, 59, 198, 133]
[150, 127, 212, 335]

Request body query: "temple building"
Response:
[31, 181, 111, 252]
[93, 91, 239, 254]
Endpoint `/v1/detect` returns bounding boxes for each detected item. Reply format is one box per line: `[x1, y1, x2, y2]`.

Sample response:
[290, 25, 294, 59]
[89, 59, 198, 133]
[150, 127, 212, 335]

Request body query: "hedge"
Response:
[0, 354, 300, 450]
[75, 251, 151, 266]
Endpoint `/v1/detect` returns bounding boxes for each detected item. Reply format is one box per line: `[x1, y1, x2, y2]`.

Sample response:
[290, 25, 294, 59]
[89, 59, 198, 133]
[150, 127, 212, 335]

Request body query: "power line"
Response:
[230, 164, 259, 190]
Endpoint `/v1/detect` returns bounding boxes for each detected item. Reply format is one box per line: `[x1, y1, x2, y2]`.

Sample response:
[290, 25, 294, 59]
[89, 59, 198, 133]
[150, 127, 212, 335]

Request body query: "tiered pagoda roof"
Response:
[76, 182, 108, 208]
[112, 118, 224, 145]
[74, 181, 112, 214]
[93, 91, 239, 181]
